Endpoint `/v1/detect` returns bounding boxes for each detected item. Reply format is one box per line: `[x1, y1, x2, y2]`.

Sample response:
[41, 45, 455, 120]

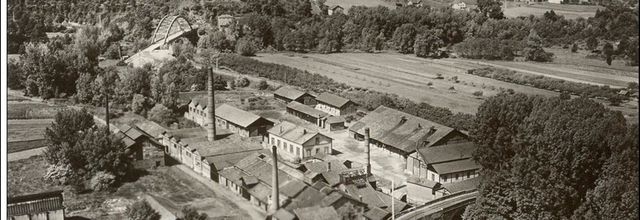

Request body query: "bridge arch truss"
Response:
[151, 15, 193, 45]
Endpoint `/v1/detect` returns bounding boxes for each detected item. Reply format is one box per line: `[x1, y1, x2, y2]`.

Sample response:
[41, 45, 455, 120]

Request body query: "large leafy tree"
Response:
[392, 23, 417, 54]
[45, 108, 96, 164]
[477, 0, 504, 19]
[413, 28, 444, 58]
[465, 94, 631, 219]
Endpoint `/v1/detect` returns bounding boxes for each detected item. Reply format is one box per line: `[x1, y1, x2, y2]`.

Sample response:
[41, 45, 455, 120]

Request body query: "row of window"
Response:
[190, 106, 207, 117]
[440, 171, 474, 182]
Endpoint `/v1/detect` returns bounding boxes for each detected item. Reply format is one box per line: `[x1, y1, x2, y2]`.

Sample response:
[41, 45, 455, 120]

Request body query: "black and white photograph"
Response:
[2, 0, 639, 219]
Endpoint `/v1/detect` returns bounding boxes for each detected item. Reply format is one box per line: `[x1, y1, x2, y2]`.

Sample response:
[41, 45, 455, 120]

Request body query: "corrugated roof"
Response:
[287, 101, 328, 118]
[216, 104, 264, 128]
[418, 142, 476, 164]
[275, 87, 309, 101]
[431, 159, 481, 174]
[442, 177, 481, 193]
[316, 93, 353, 108]
[268, 121, 332, 145]
[349, 106, 462, 154]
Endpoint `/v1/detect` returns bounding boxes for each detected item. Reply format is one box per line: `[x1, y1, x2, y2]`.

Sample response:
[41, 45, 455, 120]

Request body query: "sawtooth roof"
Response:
[349, 105, 463, 154]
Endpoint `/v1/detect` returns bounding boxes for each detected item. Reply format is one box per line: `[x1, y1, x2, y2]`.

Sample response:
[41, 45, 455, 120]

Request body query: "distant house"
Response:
[267, 121, 333, 161]
[407, 0, 423, 7]
[315, 93, 358, 116]
[274, 87, 317, 105]
[328, 5, 343, 15]
[349, 106, 469, 162]
[217, 14, 235, 29]
[451, 0, 478, 11]
[8, 190, 65, 220]
[185, 101, 274, 137]
[287, 101, 329, 128]
[548, 0, 562, 3]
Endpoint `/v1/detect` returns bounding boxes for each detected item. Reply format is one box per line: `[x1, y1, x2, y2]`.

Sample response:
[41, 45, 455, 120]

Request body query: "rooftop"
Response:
[8, 190, 64, 217]
[431, 158, 481, 174]
[216, 104, 266, 128]
[268, 121, 331, 145]
[349, 106, 463, 154]
[407, 176, 441, 189]
[275, 87, 312, 101]
[316, 93, 353, 108]
[442, 177, 482, 193]
[418, 142, 476, 164]
[293, 206, 341, 220]
[364, 206, 391, 220]
[134, 120, 167, 138]
[287, 101, 328, 118]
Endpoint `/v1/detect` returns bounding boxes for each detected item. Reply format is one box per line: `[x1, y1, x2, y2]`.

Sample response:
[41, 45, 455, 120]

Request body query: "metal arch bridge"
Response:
[140, 15, 196, 52]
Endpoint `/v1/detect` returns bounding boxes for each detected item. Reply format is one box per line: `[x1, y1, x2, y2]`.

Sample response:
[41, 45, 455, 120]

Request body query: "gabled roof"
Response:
[287, 101, 328, 118]
[316, 93, 354, 108]
[349, 106, 463, 154]
[268, 121, 332, 145]
[285, 186, 328, 211]
[418, 142, 476, 164]
[8, 190, 64, 217]
[442, 177, 482, 193]
[215, 104, 266, 128]
[293, 206, 341, 220]
[275, 87, 312, 101]
[431, 159, 481, 174]
[134, 120, 167, 138]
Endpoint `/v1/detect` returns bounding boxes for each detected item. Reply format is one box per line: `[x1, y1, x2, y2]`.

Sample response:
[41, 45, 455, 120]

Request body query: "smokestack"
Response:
[270, 145, 280, 213]
[207, 67, 216, 141]
[365, 128, 371, 176]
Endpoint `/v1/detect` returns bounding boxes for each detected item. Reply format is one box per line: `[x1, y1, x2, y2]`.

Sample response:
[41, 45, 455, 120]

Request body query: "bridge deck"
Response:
[397, 191, 478, 220]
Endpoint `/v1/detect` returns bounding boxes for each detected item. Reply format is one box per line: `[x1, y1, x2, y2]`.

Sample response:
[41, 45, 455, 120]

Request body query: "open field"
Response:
[503, 2, 603, 19]
[9, 156, 256, 219]
[8, 101, 66, 119]
[8, 119, 53, 153]
[253, 52, 558, 114]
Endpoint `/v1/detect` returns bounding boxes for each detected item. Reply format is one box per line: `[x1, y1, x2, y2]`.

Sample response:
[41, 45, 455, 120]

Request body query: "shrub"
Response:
[236, 37, 259, 56]
[235, 77, 250, 87]
[472, 91, 483, 96]
[148, 104, 176, 126]
[449, 86, 455, 90]
[90, 171, 116, 191]
[571, 43, 578, 53]
[126, 200, 161, 220]
[427, 82, 433, 86]
[255, 80, 269, 90]
[131, 94, 149, 116]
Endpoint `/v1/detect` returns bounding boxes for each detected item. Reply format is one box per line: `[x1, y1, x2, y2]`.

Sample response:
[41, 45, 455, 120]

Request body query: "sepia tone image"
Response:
[5, 0, 638, 219]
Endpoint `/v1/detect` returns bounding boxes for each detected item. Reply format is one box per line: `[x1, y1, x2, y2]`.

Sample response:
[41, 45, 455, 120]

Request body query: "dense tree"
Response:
[148, 104, 176, 126]
[413, 28, 444, 58]
[477, 0, 504, 19]
[178, 206, 208, 220]
[603, 42, 614, 65]
[236, 36, 260, 56]
[523, 30, 553, 62]
[586, 37, 599, 51]
[465, 94, 630, 219]
[571, 43, 578, 53]
[392, 23, 417, 54]
[44, 108, 96, 165]
[126, 200, 161, 220]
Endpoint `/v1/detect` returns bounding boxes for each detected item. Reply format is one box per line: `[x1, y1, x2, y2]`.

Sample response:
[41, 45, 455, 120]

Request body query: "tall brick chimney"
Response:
[365, 128, 371, 176]
[207, 67, 216, 141]
[270, 145, 280, 213]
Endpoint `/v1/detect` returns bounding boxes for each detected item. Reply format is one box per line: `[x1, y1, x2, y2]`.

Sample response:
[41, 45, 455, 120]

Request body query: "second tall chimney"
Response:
[270, 145, 280, 213]
[207, 67, 216, 141]
[365, 128, 371, 176]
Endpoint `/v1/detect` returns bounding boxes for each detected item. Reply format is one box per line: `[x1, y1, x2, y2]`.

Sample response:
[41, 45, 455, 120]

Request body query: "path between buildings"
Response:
[8, 147, 47, 162]
[174, 164, 267, 220]
[144, 194, 178, 220]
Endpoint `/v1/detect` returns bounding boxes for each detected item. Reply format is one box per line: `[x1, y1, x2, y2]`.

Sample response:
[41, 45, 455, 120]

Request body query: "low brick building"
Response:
[315, 93, 357, 116]
[274, 87, 317, 105]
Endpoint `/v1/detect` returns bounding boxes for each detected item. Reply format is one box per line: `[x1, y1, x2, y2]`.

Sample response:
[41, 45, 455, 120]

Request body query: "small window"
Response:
[277, 139, 281, 147]
[271, 137, 274, 144]
[296, 147, 300, 157]
[289, 144, 293, 153]
[467, 171, 470, 178]
[325, 147, 329, 154]
[455, 173, 459, 180]
[306, 149, 311, 156]
[443, 175, 447, 182]
[316, 148, 320, 154]
[315, 137, 320, 145]
[431, 174, 435, 181]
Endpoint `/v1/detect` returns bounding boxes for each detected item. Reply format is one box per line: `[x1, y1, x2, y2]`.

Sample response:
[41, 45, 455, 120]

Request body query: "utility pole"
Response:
[391, 179, 395, 220]
[105, 85, 110, 134]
